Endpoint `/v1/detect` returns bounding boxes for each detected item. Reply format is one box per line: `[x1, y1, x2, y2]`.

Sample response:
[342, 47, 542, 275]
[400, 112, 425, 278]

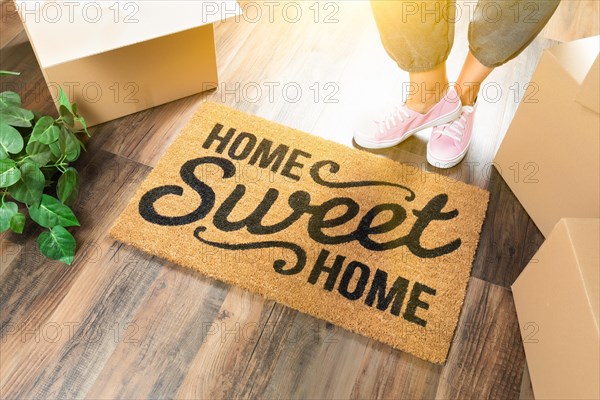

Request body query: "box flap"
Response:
[15, 0, 242, 68]
[547, 35, 600, 85]
[564, 218, 600, 335]
[576, 55, 600, 114]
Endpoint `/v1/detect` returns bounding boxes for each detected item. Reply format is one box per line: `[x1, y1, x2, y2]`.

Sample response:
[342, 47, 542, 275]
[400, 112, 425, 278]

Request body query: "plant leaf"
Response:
[65, 130, 80, 161]
[76, 116, 90, 137]
[58, 87, 72, 113]
[8, 161, 45, 206]
[76, 136, 87, 152]
[0, 201, 18, 232]
[0, 106, 34, 127]
[30, 116, 60, 144]
[25, 141, 53, 166]
[57, 167, 79, 205]
[0, 91, 21, 108]
[0, 159, 21, 188]
[10, 212, 25, 234]
[59, 105, 74, 128]
[0, 71, 21, 76]
[0, 122, 24, 156]
[57, 127, 80, 162]
[28, 194, 79, 228]
[37, 226, 76, 265]
[49, 140, 62, 158]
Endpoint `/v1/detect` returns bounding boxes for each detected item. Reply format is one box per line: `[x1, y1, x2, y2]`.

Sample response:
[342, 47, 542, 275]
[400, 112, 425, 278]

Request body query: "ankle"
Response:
[406, 92, 447, 114]
[405, 81, 449, 114]
[406, 98, 436, 114]
[455, 85, 478, 106]
[459, 96, 476, 107]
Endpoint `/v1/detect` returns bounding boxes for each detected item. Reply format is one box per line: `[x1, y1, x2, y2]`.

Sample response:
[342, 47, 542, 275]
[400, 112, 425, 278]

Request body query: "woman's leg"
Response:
[455, 51, 494, 106]
[407, 63, 449, 114]
[457, 0, 562, 104]
[355, 1, 462, 149]
[370, 0, 455, 113]
[354, 0, 461, 149]
[427, 0, 562, 168]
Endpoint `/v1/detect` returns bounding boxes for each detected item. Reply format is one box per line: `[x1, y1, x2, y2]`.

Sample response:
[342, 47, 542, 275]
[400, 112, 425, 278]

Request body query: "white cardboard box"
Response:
[494, 36, 600, 236]
[15, 0, 242, 126]
[512, 218, 599, 400]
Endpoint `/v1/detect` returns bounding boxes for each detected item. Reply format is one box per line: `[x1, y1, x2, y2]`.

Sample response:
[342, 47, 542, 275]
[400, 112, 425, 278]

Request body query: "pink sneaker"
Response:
[427, 103, 477, 169]
[354, 88, 462, 149]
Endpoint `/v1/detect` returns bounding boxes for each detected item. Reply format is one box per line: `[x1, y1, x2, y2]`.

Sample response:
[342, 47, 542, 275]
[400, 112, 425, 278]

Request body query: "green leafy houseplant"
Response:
[1, 74, 90, 265]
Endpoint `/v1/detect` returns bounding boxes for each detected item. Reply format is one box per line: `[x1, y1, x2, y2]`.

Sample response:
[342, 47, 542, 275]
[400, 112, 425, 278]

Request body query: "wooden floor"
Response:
[1, 1, 598, 399]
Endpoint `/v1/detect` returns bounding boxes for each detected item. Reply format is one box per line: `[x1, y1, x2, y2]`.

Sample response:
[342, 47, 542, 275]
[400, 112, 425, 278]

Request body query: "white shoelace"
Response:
[433, 106, 474, 143]
[378, 105, 410, 134]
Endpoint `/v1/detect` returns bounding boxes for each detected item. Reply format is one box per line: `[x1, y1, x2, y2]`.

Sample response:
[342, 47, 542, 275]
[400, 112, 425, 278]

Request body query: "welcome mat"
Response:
[111, 102, 489, 364]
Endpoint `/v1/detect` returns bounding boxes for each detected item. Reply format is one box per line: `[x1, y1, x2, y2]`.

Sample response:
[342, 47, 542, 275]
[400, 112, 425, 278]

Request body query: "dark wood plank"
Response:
[0, 151, 149, 327]
[230, 305, 364, 399]
[520, 361, 535, 400]
[0, 236, 21, 279]
[0, 0, 24, 48]
[84, 264, 229, 399]
[175, 289, 276, 399]
[226, 305, 441, 399]
[1, 243, 163, 400]
[349, 341, 442, 399]
[244, 312, 368, 399]
[0, 151, 150, 398]
[436, 278, 526, 400]
[471, 167, 545, 287]
[93, 95, 204, 168]
[0, 31, 57, 118]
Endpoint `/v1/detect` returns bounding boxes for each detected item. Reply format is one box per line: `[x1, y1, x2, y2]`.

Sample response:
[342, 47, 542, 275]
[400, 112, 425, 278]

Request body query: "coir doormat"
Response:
[111, 102, 489, 364]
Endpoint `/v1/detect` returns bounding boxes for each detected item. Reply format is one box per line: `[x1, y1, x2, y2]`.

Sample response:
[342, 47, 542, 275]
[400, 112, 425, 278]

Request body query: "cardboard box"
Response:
[15, 0, 242, 126]
[512, 218, 599, 400]
[494, 36, 600, 236]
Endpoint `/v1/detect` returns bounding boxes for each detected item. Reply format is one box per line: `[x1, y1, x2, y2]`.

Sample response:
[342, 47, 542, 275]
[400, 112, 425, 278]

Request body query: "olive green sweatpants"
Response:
[371, 0, 561, 71]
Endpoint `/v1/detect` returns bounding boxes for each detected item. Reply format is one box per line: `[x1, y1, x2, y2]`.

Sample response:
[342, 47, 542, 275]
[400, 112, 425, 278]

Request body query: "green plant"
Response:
[1, 78, 90, 265]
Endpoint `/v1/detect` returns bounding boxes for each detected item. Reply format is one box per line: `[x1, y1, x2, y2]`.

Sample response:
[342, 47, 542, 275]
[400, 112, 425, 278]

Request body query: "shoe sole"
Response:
[354, 105, 462, 150]
[426, 139, 471, 169]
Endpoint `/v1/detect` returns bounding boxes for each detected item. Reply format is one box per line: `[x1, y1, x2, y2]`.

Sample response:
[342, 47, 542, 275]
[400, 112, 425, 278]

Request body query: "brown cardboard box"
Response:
[15, 0, 242, 126]
[512, 218, 599, 400]
[494, 36, 600, 236]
